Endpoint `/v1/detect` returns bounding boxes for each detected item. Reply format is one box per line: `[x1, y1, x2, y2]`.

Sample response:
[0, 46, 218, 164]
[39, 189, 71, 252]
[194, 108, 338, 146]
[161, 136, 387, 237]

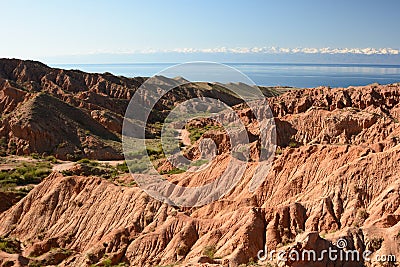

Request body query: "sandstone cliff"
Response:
[0, 60, 399, 267]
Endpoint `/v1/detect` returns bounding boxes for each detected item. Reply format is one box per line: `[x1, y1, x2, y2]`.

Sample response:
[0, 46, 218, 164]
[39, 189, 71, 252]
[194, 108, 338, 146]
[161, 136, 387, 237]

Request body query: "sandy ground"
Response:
[177, 129, 192, 147]
[52, 161, 76, 172]
[0, 155, 125, 172]
[0, 155, 37, 171]
[52, 160, 125, 172]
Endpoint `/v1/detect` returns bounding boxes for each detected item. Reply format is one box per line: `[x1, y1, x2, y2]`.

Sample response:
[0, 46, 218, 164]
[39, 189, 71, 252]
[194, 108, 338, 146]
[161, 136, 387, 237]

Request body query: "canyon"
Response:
[0, 59, 399, 267]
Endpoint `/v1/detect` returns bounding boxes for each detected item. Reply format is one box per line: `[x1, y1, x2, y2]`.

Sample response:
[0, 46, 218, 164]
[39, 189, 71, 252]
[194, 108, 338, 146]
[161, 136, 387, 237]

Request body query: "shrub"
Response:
[45, 156, 58, 164]
[186, 125, 223, 143]
[0, 237, 21, 254]
[127, 159, 148, 173]
[77, 158, 91, 164]
[247, 257, 257, 266]
[30, 153, 40, 159]
[0, 137, 7, 156]
[0, 162, 51, 193]
[146, 147, 163, 157]
[288, 141, 298, 148]
[191, 159, 209, 167]
[8, 141, 17, 155]
[160, 168, 185, 175]
[358, 208, 369, 220]
[102, 259, 112, 267]
[66, 153, 81, 161]
[203, 245, 216, 259]
[116, 162, 129, 173]
[176, 245, 189, 256]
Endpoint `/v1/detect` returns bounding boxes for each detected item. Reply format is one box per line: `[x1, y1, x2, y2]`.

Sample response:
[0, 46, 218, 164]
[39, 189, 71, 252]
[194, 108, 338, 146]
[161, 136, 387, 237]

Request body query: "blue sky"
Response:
[1, 0, 399, 62]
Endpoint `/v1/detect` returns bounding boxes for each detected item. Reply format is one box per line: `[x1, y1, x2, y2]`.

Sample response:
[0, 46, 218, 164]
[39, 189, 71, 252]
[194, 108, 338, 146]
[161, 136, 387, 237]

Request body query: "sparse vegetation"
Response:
[30, 153, 40, 159]
[45, 155, 58, 163]
[160, 168, 185, 175]
[0, 237, 21, 254]
[186, 125, 223, 143]
[101, 259, 112, 266]
[0, 161, 51, 193]
[190, 159, 209, 167]
[116, 162, 129, 173]
[63, 160, 129, 179]
[28, 262, 43, 267]
[358, 208, 369, 220]
[0, 137, 7, 156]
[176, 245, 189, 256]
[126, 158, 148, 173]
[352, 208, 369, 227]
[288, 140, 298, 148]
[145, 140, 165, 160]
[247, 257, 258, 266]
[203, 245, 217, 259]
[280, 236, 295, 246]
[90, 260, 128, 267]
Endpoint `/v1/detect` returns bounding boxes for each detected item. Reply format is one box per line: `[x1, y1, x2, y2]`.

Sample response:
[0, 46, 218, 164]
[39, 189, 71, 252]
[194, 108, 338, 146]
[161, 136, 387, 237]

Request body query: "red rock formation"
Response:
[0, 60, 400, 266]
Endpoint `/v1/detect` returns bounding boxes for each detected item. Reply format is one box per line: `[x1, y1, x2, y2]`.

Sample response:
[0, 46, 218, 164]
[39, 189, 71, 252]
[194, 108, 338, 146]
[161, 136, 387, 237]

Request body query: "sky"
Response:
[1, 0, 400, 63]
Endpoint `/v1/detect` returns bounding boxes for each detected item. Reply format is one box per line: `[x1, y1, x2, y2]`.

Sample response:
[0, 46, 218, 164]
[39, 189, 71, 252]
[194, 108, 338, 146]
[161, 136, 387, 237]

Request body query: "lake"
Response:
[50, 63, 400, 88]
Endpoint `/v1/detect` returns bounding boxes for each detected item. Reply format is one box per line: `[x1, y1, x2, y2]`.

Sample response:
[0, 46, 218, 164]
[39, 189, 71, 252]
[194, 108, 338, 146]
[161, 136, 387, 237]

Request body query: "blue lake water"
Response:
[50, 63, 400, 88]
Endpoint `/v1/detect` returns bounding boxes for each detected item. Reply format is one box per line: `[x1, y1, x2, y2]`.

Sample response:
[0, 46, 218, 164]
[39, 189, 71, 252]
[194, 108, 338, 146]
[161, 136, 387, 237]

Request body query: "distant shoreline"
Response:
[48, 62, 400, 88]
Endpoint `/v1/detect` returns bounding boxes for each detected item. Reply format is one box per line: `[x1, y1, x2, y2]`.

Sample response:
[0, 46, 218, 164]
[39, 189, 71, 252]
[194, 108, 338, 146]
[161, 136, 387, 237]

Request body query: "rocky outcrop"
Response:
[0, 60, 400, 266]
[0, 59, 248, 159]
[1, 141, 399, 266]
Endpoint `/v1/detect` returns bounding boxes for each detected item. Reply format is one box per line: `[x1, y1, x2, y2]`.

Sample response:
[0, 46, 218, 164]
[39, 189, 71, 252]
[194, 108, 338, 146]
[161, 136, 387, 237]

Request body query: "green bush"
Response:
[0, 237, 21, 254]
[191, 159, 209, 167]
[288, 141, 298, 148]
[45, 156, 58, 163]
[203, 245, 216, 259]
[127, 159, 148, 173]
[30, 153, 41, 159]
[146, 147, 163, 157]
[77, 158, 91, 164]
[116, 162, 129, 173]
[0, 162, 51, 193]
[8, 141, 17, 155]
[0, 137, 7, 156]
[160, 168, 185, 175]
[358, 208, 369, 220]
[102, 259, 112, 267]
[187, 125, 223, 143]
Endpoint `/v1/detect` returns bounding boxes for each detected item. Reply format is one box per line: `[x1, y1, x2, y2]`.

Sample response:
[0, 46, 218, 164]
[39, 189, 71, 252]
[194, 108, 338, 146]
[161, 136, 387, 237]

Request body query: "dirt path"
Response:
[52, 160, 125, 172]
[0, 155, 37, 171]
[177, 129, 192, 147]
[98, 160, 125, 166]
[52, 162, 76, 172]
